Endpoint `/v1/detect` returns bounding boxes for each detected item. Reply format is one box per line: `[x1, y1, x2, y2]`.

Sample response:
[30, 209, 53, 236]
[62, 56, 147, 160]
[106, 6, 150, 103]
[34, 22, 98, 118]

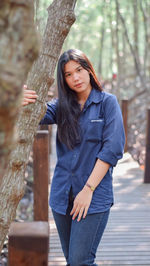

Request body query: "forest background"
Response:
[36, 0, 150, 165]
[0, 0, 150, 263]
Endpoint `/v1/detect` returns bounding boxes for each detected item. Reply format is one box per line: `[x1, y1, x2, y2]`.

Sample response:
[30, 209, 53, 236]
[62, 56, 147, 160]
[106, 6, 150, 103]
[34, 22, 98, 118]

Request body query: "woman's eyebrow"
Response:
[76, 65, 82, 69]
[64, 66, 81, 74]
[64, 71, 70, 74]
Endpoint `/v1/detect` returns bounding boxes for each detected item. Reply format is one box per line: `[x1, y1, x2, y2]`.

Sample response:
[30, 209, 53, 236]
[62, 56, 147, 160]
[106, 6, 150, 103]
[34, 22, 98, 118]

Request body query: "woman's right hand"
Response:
[22, 85, 38, 106]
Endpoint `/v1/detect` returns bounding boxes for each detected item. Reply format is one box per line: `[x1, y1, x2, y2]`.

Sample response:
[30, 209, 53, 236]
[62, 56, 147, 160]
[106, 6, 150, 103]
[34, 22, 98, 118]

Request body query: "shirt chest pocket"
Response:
[86, 118, 105, 142]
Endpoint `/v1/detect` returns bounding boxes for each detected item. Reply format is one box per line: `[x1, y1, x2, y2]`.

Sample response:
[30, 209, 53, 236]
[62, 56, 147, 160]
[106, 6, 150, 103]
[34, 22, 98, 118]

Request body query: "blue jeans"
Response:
[52, 191, 110, 266]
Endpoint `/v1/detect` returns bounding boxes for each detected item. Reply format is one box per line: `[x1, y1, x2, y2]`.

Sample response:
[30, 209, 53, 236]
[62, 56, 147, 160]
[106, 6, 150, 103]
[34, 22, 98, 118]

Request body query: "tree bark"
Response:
[0, 0, 77, 252]
[0, 0, 39, 180]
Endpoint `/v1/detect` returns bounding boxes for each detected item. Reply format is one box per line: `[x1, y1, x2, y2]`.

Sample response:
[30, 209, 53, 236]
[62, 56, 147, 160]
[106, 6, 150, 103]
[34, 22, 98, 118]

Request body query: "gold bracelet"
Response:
[85, 182, 95, 192]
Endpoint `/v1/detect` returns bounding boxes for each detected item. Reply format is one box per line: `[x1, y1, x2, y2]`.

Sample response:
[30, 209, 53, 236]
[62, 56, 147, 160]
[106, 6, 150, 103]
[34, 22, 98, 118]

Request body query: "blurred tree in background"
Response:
[35, 0, 150, 96]
[64, 0, 150, 100]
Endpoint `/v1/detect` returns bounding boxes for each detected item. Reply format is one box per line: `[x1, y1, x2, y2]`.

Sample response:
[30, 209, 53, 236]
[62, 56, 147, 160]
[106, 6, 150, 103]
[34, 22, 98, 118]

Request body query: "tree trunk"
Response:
[116, 0, 147, 92]
[140, 0, 150, 77]
[108, 1, 115, 90]
[133, 0, 139, 64]
[114, 0, 121, 98]
[98, 1, 106, 79]
[0, 0, 39, 181]
[0, 0, 77, 252]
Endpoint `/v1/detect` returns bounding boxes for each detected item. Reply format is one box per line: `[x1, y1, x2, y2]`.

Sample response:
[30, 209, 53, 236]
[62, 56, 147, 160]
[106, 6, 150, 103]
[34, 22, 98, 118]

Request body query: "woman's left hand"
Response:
[70, 186, 93, 222]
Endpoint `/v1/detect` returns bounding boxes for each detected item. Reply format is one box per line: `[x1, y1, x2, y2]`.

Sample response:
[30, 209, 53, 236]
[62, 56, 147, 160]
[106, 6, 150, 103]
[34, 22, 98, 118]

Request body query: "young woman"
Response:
[23, 49, 125, 266]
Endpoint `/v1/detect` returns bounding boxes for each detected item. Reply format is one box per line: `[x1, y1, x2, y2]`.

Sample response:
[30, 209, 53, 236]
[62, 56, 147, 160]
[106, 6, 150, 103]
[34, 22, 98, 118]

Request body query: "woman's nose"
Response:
[73, 72, 79, 81]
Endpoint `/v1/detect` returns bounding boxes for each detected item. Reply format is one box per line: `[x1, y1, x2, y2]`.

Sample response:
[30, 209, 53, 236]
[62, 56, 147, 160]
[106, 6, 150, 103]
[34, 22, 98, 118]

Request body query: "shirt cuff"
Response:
[96, 151, 120, 167]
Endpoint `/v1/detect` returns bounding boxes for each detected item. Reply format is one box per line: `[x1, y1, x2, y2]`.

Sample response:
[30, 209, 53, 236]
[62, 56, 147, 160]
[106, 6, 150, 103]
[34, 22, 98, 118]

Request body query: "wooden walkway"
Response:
[48, 127, 150, 265]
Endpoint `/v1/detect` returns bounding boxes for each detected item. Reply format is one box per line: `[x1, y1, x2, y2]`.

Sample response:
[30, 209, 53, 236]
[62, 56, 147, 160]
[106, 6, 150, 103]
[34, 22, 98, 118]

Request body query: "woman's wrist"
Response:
[86, 182, 95, 192]
[83, 183, 95, 193]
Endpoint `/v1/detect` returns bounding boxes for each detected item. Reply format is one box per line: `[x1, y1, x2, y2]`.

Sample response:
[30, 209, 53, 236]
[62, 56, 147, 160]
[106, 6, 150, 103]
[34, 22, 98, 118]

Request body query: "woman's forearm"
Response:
[71, 159, 110, 221]
[84, 159, 110, 191]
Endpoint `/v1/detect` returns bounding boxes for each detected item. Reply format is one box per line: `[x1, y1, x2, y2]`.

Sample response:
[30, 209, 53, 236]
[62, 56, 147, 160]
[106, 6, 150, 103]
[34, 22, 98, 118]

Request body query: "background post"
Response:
[33, 130, 50, 221]
[144, 108, 150, 183]
[122, 99, 128, 152]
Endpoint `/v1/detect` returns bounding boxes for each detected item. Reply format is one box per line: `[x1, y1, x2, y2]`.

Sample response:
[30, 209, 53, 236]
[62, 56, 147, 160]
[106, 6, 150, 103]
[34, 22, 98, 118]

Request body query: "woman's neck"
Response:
[77, 86, 92, 107]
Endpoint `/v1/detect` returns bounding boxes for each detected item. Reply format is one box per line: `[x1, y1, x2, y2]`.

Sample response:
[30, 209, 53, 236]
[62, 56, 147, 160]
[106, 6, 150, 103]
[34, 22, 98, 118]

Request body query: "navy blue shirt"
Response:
[40, 88, 125, 215]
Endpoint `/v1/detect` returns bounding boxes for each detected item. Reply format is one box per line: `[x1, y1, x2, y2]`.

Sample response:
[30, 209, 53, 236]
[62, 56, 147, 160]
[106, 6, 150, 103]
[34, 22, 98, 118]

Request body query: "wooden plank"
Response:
[48, 256, 150, 263]
[9, 222, 49, 266]
[50, 246, 150, 252]
[49, 251, 150, 256]
[96, 261, 150, 265]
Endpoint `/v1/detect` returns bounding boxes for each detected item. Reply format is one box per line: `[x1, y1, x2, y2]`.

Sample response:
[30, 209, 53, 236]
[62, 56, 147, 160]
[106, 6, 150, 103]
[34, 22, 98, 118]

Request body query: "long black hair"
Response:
[57, 49, 102, 149]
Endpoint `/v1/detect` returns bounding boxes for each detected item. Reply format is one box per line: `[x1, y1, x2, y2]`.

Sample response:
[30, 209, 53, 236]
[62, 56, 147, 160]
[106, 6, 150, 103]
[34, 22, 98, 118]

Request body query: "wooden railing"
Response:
[33, 130, 50, 221]
[8, 221, 49, 266]
[121, 99, 150, 183]
[8, 128, 51, 265]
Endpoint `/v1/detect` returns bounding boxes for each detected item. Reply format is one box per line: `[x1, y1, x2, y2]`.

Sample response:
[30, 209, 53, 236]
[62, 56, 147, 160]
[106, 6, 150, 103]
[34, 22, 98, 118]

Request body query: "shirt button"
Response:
[73, 154, 77, 158]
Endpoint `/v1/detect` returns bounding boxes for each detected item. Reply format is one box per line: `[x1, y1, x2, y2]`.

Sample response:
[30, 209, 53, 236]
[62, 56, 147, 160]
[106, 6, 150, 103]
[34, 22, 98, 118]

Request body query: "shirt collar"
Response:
[84, 88, 104, 111]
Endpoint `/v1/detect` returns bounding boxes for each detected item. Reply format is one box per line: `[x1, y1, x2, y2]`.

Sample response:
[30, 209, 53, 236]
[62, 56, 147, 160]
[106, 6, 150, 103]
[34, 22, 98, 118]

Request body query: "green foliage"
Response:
[36, 0, 150, 84]
[63, 0, 149, 81]
[63, 1, 106, 76]
[35, 0, 53, 33]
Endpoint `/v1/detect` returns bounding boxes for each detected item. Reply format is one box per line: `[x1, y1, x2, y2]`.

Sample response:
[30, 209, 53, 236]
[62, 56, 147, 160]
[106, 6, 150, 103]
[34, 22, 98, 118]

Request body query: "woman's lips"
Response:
[75, 83, 83, 88]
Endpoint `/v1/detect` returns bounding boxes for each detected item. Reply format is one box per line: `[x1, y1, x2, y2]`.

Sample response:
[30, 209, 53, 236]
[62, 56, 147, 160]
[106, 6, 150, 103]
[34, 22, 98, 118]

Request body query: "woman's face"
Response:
[64, 60, 92, 96]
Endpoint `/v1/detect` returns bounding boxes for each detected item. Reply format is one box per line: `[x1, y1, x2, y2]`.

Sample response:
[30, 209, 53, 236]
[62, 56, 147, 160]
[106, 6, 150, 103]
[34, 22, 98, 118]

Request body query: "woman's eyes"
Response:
[65, 68, 83, 78]
[65, 73, 71, 77]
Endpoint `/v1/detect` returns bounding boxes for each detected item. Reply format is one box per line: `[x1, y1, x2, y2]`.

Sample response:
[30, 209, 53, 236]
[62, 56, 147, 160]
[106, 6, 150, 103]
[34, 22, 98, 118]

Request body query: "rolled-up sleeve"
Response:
[40, 98, 58, 125]
[97, 94, 125, 166]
